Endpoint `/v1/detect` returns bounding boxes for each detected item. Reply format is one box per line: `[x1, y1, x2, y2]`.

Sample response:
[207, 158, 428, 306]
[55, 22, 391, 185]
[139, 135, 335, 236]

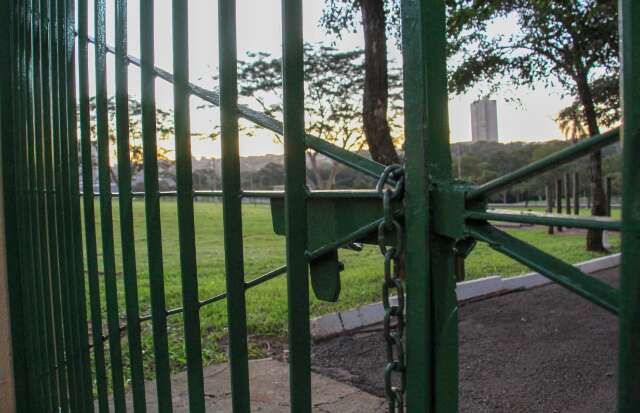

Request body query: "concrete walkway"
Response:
[125, 358, 385, 412]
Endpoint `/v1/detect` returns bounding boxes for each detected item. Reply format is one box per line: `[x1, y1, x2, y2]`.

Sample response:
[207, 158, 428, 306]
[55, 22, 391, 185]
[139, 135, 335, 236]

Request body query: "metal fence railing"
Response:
[1, 1, 638, 412]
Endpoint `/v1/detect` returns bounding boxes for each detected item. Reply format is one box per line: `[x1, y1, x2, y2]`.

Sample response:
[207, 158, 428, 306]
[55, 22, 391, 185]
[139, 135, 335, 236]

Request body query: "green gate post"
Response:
[401, 0, 458, 411]
[618, 0, 640, 411]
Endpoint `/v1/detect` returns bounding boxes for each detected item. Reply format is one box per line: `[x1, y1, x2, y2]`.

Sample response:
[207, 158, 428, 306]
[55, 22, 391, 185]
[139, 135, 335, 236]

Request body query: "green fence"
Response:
[0, 0, 638, 412]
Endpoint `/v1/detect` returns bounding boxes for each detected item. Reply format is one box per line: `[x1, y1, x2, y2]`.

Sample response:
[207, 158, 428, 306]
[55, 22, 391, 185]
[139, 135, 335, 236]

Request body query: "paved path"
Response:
[124, 358, 385, 412]
[313, 267, 619, 413]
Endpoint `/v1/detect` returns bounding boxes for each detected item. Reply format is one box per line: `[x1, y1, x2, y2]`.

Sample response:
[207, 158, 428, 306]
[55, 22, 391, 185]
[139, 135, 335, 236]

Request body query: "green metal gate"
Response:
[0, 0, 638, 412]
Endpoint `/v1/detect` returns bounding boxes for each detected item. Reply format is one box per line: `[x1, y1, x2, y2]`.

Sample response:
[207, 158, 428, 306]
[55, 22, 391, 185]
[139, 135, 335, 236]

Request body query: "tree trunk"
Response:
[360, 0, 399, 166]
[307, 152, 325, 190]
[576, 72, 607, 251]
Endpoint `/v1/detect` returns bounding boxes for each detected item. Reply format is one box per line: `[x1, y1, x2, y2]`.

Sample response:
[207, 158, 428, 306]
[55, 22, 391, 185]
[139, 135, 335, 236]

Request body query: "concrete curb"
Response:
[311, 253, 621, 339]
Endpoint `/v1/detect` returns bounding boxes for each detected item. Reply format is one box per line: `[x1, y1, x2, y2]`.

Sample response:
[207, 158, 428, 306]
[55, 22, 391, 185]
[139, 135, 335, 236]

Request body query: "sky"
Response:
[86, 0, 574, 158]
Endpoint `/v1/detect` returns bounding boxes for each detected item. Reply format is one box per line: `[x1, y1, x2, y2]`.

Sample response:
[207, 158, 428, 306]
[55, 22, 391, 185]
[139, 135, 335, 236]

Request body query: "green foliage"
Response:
[452, 139, 621, 202]
[222, 43, 403, 188]
[88, 96, 174, 173]
[320, 0, 402, 41]
[447, 1, 619, 96]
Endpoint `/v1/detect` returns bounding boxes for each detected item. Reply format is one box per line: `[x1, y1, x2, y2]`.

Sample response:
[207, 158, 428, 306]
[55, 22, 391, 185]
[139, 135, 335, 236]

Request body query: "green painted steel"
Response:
[1, 1, 30, 411]
[400, 0, 458, 411]
[139, 0, 175, 409]
[114, 0, 148, 410]
[466, 210, 621, 231]
[94, 0, 128, 410]
[77, 0, 110, 409]
[2, 2, 640, 412]
[64, 0, 94, 408]
[468, 222, 620, 314]
[282, 0, 312, 411]
[218, 0, 252, 410]
[30, 0, 56, 407]
[618, 0, 640, 411]
[171, 2, 206, 411]
[40, 1, 69, 409]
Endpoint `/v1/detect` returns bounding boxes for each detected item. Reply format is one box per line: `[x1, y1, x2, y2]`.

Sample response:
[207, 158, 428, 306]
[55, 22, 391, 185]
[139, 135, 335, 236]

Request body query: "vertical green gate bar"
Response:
[218, 0, 252, 411]
[140, 0, 175, 409]
[30, 0, 56, 407]
[41, 0, 70, 409]
[94, 0, 128, 410]
[0, 0, 29, 410]
[28, 1, 52, 405]
[64, 0, 95, 408]
[618, 0, 640, 411]
[401, 0, 458, 411]
[78, 0, 110, 409]
[49, 1, 75, 409]
[55, 0, 85, 407]
[40, 1, 60, 405]
[281, 1, 312, 411]
[171, 2, 206, 411]
[114, 0, 148, 410]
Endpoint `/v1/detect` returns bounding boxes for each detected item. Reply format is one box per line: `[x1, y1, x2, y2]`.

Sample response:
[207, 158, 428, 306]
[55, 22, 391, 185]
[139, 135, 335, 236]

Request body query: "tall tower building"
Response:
[470, 98, 498, 142]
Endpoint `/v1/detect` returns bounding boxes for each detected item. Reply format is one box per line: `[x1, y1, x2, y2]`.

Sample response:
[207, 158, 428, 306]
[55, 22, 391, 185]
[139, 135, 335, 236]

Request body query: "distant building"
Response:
[470, 98, 498, 142]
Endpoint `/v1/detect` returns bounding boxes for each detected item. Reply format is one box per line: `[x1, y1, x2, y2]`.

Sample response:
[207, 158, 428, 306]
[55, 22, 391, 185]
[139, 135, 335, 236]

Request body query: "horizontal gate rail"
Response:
[467, 222, 620, 315]
[466, 127, 620, 202]
[467, 210, 622, 232]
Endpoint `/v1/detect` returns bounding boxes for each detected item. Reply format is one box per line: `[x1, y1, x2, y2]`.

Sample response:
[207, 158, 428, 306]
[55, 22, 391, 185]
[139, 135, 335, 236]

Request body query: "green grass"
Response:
[89, 200, 619, 379]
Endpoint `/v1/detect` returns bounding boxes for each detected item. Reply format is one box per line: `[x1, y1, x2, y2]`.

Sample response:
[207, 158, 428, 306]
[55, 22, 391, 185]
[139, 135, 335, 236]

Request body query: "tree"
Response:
[321, 0, 401, 165]
[448, 0, 619, 251]
[88, 96, 174, 183]
[556, 74, 621, 141]
[207, 43, 403, 189]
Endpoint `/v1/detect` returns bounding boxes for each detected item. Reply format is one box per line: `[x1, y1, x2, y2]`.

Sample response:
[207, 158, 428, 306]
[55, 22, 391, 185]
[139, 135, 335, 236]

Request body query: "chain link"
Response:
[377, 165, 406, 413]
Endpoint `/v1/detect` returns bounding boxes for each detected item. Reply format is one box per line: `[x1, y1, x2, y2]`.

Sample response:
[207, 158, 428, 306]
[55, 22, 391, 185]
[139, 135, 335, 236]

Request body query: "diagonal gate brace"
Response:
[467, 221, 620, 314]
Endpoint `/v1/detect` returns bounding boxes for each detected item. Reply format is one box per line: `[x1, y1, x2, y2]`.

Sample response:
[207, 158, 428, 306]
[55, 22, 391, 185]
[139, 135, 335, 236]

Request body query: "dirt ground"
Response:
[311, 268, 619, 413]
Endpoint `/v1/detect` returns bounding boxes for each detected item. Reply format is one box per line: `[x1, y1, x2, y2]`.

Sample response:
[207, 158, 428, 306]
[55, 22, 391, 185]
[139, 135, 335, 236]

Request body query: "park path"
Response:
[122, 358, 385, 412]
[122, 267, 617, 412]
[313, 267, 619, 413]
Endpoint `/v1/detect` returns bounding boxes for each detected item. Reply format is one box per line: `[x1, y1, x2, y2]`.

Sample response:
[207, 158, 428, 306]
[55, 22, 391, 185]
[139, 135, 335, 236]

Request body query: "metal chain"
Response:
[376, 165, 406, 413]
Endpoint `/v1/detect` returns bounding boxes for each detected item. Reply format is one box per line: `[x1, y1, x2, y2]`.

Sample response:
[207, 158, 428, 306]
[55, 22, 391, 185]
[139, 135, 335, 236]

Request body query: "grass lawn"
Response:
[89, 200, 620, 379]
